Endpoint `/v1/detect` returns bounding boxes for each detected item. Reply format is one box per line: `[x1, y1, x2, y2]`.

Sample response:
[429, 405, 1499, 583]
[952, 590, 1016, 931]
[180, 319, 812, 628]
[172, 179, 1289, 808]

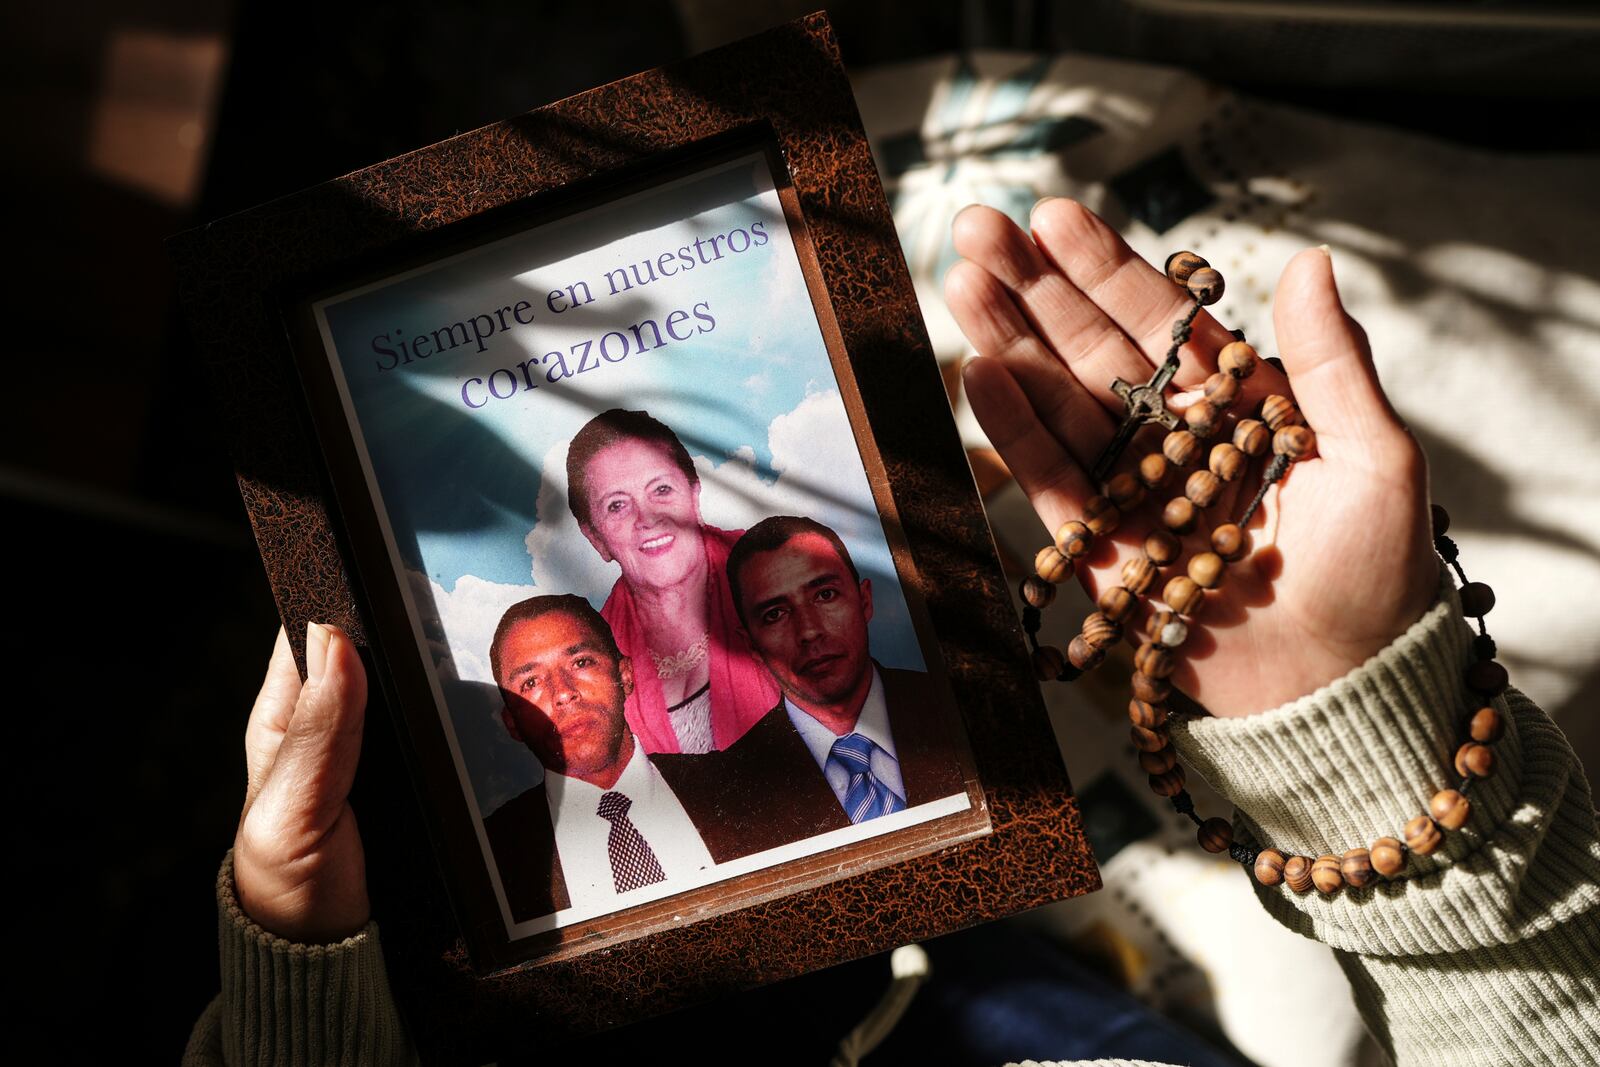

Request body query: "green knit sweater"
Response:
[184, 572, 1600, 1066]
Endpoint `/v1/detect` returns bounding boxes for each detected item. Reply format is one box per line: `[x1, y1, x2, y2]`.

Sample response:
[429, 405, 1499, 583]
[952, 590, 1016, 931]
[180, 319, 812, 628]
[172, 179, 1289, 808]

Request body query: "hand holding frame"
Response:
[233, 623, 371, 941]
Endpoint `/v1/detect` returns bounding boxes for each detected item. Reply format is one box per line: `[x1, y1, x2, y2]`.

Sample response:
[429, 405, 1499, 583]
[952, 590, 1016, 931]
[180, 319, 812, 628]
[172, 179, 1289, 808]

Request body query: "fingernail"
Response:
[1032, 195, 1058, 215]
[1316, 243, 1332, 258]
[306, 621, 330, 684]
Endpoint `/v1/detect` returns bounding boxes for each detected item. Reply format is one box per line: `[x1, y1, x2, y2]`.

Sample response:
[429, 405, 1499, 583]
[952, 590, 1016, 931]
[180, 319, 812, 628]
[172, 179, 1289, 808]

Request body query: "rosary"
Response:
[1019, 251, 1506, 894]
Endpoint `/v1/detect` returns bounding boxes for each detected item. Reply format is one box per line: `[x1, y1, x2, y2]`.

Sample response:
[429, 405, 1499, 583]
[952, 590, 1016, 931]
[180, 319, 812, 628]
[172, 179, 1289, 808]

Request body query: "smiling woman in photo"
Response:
[566, 408, 779, 754]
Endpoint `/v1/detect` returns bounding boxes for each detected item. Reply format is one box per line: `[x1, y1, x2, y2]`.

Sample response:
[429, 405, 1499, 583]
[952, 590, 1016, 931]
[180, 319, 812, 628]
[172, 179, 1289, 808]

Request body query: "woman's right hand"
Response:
[232, 623, 372, 943]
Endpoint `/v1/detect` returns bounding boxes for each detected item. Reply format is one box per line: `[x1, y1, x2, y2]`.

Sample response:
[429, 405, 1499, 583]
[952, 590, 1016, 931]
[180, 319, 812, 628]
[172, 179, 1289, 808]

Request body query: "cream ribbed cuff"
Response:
[1169, 565, 1600, 1066]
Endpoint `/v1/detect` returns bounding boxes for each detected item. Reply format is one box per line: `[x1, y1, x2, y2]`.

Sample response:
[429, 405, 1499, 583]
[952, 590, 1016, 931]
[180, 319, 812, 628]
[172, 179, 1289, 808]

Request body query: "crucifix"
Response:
[1090, 355, 1183, 484]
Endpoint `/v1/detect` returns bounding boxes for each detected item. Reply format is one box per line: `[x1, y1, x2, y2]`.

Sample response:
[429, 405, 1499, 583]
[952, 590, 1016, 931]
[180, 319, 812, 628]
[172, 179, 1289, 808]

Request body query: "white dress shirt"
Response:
[542, 742, 714, 901]
[784, 666, 906, 812]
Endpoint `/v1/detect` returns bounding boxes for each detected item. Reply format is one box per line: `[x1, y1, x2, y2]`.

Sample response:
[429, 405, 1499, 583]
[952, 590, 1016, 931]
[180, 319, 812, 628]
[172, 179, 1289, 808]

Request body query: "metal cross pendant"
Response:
[1090, 357, 1182, 484]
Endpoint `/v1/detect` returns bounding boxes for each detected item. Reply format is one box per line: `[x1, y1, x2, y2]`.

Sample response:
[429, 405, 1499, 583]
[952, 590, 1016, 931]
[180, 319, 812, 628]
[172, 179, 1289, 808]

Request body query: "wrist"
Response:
[1170, 563, 1511, 861]
[232, 827, 371, 944]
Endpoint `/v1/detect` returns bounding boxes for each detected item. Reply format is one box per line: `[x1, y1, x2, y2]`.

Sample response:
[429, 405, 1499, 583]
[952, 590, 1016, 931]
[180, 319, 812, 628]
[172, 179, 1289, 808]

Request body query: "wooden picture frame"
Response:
[171, 12, 1097, 1058]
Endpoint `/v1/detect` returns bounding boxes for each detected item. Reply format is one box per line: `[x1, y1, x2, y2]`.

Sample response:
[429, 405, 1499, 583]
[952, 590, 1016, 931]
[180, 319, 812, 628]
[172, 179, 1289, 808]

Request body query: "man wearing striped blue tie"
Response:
[715, 515, 960, 831]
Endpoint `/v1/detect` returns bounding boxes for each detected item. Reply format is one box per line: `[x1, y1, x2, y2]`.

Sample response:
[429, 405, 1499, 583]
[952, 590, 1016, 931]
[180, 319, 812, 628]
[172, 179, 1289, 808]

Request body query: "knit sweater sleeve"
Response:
[188, 567, 1597, 1067]
[182, 852, 418, 1067]
[1167, 564, 1600, 1066]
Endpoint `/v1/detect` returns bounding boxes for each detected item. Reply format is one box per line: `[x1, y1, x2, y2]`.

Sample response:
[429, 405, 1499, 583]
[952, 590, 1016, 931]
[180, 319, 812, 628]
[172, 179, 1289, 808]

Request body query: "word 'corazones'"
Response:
[460, 302, 716, 409]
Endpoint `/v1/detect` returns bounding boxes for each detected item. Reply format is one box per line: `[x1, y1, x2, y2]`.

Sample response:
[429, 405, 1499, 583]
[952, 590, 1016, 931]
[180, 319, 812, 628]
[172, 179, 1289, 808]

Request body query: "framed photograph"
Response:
[172, 12, 1097, 1054]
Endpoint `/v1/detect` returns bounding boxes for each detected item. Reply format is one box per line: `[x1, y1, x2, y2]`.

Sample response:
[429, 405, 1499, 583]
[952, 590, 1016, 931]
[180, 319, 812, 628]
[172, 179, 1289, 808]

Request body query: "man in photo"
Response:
[483, 594, 721, 922]
[660, 516, 965, 858]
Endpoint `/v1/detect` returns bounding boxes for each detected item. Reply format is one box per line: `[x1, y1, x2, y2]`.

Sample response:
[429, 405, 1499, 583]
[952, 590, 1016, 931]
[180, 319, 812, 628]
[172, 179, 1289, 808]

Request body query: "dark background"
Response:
[6, 0, 1594, 1059]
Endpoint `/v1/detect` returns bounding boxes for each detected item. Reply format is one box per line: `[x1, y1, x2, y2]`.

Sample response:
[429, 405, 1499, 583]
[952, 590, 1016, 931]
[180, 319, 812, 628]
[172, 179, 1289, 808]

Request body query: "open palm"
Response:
[945, 199, 1438, 717]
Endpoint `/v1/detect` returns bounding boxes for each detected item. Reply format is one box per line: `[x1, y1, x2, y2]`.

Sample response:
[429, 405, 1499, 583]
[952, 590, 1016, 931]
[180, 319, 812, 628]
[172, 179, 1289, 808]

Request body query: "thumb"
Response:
[1272, 247, 1409, 459]
[251, 623, 368, 840]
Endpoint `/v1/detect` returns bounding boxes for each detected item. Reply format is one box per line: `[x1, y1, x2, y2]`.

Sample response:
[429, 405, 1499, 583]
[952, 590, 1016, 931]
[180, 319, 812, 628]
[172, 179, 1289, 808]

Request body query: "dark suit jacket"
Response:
[653, 666, 966, 862]
[482, 751, 760, 924]
[482, 781, 570, 922]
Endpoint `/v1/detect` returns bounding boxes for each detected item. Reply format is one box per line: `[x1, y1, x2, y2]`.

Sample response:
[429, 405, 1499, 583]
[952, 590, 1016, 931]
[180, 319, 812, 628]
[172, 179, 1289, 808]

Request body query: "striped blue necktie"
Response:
[827, 732, 907, 824]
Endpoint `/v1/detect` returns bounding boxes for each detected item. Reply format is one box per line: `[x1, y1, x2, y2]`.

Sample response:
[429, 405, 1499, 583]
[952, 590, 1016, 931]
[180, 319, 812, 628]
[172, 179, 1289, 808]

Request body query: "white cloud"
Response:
[425, 572, 538, 683]
[522, 437, 630, 611]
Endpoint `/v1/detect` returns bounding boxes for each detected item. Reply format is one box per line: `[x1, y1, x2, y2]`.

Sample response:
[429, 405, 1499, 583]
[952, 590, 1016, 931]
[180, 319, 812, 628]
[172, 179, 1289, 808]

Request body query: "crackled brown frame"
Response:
[170, 12, 1097, 1059]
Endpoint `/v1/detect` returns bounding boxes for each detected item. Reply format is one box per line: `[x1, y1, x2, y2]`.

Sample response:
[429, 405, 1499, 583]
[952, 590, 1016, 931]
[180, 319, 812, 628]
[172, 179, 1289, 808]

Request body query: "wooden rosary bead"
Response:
[1021, 575, 1056, 609]
[1211, 523, 1247, 562]
[1431, 503, 1451, 537]
[1465, 659, 1509, 697]
[1147, 609, 1188, 649]
[1209, 442, 1246, 482]
[1233, 417, 1271, 457]
[1283, 855, 1315, 893]
[1185, 469, 1222, 508]
[1128, 699, 1169, 729]
[1084, 495, 1121, 536]
[1455, 742, 1496, 779]
[1430, 788, 1472, 830]
[1138, 451, 1170, 490]
[1163, 575, 1207, 617]
[1163, 496, 1198, 534]
[1055, 519, 1094, 559]
[1106, 471, 1146, 511]
[1370, 837, 1406, 877]
[1139, 746, 1178, 774]
[1198, 817, 1233, 853]
[1163, 429, 1200, 467]
[1134, 641, 1176, 680]
[1148, 765, 1187, 797]
[1185, 399, 1222, 439]
[1459, 581, 1496, 617]
[1122, 556, 1159, 596]
[1404, 815, 1443, 856]
[1035, 545, 1073, 583]
[1098, 585, 1137, 624]
[1144, 529, 1182, 567]
[1187, 267, 1224, 305]
[1273, 425, 1317, 461]
[1165, 250, 1208, 286]
[1341, 848, 1376, 889]
[1068, 635, 1106, 672]
[1218, 340, 1258, 380]
[1311, 854, 1345, 894]
[1188, 552, 1225, 590]
[1131, 671, 1171, 703]
[1032, 645, 1067, 681]
[1130, 723, 1169, 752]
[1261, 394, 1304, 431]
[1469, 705, 1503, 743]
[1254, 848, 1286, 887]
[1203, 371, 1240, 410]
[1082, 612, 1122, 651]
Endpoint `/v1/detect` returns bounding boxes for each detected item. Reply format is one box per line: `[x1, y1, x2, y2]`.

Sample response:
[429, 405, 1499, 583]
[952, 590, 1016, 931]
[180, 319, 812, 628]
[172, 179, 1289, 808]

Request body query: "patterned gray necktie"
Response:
[596, 791, 667, 893]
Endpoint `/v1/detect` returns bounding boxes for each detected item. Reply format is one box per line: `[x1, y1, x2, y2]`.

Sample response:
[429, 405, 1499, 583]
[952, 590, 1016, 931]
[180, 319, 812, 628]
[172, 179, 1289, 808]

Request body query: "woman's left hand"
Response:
[944, 200, 1438, 717]
[232, 623, 371, 942]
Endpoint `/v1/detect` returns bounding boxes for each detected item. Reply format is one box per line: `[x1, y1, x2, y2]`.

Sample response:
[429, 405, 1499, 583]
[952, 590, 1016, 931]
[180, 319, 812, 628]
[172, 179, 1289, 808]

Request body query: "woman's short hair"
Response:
[565, 408, 698, 528]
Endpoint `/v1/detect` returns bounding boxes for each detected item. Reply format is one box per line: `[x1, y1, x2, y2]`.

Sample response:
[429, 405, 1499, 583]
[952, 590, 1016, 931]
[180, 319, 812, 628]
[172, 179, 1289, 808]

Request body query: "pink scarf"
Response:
[601, 525, 779, 754]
